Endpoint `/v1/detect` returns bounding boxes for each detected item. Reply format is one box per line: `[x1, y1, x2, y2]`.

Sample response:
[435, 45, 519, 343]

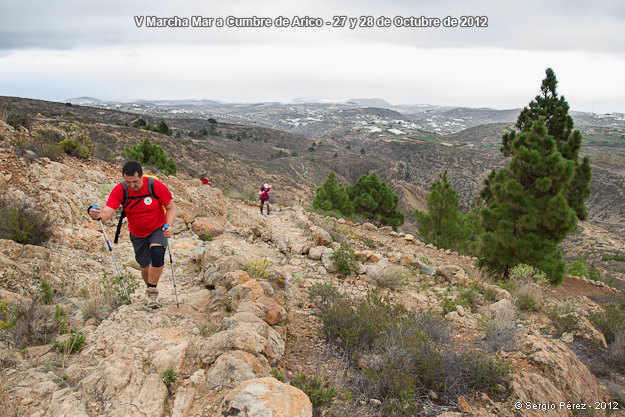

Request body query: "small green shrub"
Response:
[203, 231, 213, 241]
[443, 286, 480, 314]
[514, 282, 543, 312]
[588, 264, 602, 281]
[481, 285, 498, 302]
[311, 284, 403, 353]
[58, 136, 92, 159]
[498, 279, 518, 294]
[40, 280, 54, 304]
[53, 305, 68, 334]
[602, 254, 625, 262]
[30, 129, 64, 161]
[482, 314, 518, 353]
[59, 138, 77, 153]
[0, 298, 16, 330]
[133, 118, 147, 128]
[270, 368, 285, 382]
[6, 111, 31, 129]
[161, 368, 179, 386]
[4, 298, 48, 348]
[53, 329, 85, 354]
[331, 243, 358, 277]
[102, 267, 139, 308]
[0, 197, 53, 245]
[509, 264, 548, 284]
[455, 351, 511, 394]
[383, 388, 420, 416]
[547, 304, 580, 337]
[589, 304, 625, 346]
[291, 374, 336, 416]
[568, 256, 601, 280]
[199, 324, 216, 337]
[122, 138, 177, 175]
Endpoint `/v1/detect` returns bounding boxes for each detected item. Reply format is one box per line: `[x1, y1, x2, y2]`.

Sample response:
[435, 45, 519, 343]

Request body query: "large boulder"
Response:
[206, 350, 268, 387]
[192, 217, 224, 239]
[220, 377, 312, 417]
[308, 246, 325, 260]
[521, 335, 601, 405]
[509, 372, 567, 417]
[309, 226, 332, 246]
[197, 312, 285, 366]
[220, 312, 285, 364]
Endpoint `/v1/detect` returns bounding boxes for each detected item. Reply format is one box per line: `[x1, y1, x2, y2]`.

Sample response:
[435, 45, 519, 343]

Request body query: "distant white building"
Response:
[388, 129, 405, 135]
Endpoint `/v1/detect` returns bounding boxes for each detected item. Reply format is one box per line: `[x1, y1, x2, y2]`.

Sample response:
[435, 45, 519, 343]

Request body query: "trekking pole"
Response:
[163, 225, 180, 308]
[93, 206, 131, 302]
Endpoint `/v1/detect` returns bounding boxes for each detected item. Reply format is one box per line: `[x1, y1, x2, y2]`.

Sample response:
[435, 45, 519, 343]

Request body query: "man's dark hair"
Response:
[122, 161, 143, 177]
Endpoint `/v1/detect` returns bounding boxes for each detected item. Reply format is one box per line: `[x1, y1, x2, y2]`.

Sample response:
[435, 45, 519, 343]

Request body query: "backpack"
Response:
[114, 175, 160, 243]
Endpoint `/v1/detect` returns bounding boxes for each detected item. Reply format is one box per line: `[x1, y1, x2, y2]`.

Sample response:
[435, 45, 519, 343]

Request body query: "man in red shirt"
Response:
[88, 161, 176, 309]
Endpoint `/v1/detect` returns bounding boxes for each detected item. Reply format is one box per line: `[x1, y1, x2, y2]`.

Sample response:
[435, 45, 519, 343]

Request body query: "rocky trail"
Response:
[1, 127, 624, 416]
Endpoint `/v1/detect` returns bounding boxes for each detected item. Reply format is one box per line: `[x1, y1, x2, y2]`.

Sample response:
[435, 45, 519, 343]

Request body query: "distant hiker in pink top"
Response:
[258, 183, 271, 215]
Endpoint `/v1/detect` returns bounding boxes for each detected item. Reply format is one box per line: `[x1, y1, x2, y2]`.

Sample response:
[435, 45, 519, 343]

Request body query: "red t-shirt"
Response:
[106, 177, 173, 238]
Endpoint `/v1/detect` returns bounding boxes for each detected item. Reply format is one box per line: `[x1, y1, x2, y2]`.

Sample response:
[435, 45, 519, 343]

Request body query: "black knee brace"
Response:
[150, 245, 166, 267]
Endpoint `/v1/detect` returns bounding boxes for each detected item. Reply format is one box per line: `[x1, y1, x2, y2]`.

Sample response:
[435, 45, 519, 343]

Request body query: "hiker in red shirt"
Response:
[258, 183, 271, 215]
[88, 161, 176, 309]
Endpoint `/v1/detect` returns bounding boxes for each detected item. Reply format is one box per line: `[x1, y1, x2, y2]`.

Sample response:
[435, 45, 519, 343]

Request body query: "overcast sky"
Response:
[1, 0, 624, 113]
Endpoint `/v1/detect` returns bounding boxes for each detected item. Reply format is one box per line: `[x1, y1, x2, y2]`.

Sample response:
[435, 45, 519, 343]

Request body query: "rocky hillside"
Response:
[1, 116, 625, 416]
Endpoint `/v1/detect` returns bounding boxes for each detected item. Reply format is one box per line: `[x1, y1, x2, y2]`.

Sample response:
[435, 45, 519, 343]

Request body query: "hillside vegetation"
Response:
[1, 93, 625, 416]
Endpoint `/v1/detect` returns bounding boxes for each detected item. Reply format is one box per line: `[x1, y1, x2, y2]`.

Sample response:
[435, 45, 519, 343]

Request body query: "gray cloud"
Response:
[0, 0, 623, 52]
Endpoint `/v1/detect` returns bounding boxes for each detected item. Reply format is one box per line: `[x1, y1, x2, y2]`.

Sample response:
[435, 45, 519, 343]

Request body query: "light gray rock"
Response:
[220, 377, 313, 417]
[152, 340, 191, 373]
[129, 373, 169, 417]
[308, 246, 325, 260]
[321, 249, 336, 273]
[172, 387, 196, 417]
[206, 350, 268, 386]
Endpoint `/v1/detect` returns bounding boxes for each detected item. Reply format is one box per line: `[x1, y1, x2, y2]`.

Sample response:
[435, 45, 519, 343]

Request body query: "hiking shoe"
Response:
[145, 287, 161, 309]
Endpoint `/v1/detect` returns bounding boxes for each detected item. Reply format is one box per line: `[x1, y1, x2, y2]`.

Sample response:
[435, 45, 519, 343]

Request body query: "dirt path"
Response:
[549, 275, 618, 302]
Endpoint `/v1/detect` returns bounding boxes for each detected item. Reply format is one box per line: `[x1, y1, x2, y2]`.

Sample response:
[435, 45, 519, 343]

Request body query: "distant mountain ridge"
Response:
[346, 98, 393, 107]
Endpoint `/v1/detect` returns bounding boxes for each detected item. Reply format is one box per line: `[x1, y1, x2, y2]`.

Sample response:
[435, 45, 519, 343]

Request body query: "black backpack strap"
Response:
[148, 177, 156, 200]
[121, 181, 129, 205]
[114, 181, 128, 244]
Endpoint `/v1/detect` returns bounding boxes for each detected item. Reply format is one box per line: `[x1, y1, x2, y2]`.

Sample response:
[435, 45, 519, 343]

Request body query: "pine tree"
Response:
[477, 69, 591, 283]
[414, 171, 474, 253]
[157, 119, 171, 136]
[348, 172, 404, 230]
[313, 172, 353, 215]
[500, 68, 591, 220]
[477, 120, 577, 283]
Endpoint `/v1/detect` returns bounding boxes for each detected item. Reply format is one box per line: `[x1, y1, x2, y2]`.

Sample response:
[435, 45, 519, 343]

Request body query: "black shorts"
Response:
[130, 228, 168, 268]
